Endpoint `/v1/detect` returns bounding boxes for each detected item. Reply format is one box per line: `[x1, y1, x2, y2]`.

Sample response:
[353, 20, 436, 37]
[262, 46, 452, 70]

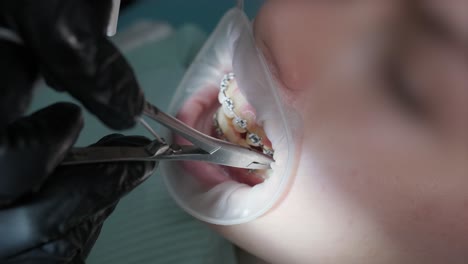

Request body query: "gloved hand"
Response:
[0, 129, 157, 263]
[0, 0, 158, 263]
[0, 0, 144, 128]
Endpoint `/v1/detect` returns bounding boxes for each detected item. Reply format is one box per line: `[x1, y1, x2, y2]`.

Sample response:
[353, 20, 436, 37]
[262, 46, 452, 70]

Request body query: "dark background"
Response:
[119, 0, 264, 32]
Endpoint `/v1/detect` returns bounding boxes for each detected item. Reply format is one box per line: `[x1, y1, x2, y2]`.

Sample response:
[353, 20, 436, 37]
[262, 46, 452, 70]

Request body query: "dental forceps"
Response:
[61, 102, 274, 170]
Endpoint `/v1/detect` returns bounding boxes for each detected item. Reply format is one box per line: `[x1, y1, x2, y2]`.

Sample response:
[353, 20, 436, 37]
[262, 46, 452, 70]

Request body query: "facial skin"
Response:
[212, 1, 468, 263]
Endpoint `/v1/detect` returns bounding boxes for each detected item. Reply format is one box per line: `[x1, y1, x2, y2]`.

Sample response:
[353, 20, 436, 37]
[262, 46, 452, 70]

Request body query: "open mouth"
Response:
[175, 73, 274, 187]
[160, 7, 296, 225]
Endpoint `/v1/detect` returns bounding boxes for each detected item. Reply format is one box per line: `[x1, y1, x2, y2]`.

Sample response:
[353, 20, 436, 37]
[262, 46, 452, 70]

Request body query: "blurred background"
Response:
[118, 0, 263, 32]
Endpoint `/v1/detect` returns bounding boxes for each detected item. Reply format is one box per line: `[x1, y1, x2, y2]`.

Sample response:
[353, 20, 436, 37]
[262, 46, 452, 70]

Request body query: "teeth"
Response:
[218, 90, 226, 104]
[224, 98, 234, 110]
[212, 111, 225, 139]
[214, 72, 274, 158]
[220, 81, 228, 91]
[246, 132, 262, 147]
[222, 98, 236, 118]
[233, 117, 248, 133]
[215, 109, 249, 147]
[263, 147, 275, 157]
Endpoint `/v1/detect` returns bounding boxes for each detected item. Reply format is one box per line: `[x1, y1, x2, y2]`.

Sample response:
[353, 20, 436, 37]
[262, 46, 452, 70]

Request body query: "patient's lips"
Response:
[175, 73, 274, 187]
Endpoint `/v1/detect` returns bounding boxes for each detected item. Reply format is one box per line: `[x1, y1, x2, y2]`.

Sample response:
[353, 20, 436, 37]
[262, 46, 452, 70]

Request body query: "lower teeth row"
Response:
[214, 73, 274, 157]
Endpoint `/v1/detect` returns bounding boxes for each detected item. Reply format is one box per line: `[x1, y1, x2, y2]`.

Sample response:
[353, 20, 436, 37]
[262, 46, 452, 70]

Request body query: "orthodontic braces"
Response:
[214, 72, 274, 157]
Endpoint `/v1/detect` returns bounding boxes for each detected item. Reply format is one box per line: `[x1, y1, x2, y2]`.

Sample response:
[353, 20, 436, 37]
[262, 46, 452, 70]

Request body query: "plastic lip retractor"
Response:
[159, 5, 298, 226]
[61, 101, 274, 170]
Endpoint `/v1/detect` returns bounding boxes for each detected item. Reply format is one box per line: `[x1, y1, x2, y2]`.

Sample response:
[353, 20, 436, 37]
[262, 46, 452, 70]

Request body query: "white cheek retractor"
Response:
[161, 5, 299, 225]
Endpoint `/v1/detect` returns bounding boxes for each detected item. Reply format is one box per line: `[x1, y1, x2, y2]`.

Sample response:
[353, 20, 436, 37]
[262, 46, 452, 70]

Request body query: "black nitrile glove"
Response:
[0, 128, 157, 263]
[0, 0, 158, 263]
[0, 0, 144, 129]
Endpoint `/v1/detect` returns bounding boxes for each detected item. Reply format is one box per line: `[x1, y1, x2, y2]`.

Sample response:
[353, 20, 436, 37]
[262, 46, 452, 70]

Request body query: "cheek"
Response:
[295, 113, 468, 260]
[253, 2, 330, 90]
[253, 1, 399, 93]
[230, 2, 468, 262]
[401, 34, 468, 139]
[215, 88, 468, 263]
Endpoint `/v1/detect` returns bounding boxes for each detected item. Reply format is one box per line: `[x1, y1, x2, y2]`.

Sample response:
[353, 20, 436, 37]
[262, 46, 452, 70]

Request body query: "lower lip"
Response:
[174, 86, 265, 188]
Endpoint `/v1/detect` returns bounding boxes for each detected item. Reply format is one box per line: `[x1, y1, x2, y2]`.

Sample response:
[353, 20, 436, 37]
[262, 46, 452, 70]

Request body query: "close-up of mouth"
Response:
[160, 7, 296, 225]
[175, 73, 274, 188]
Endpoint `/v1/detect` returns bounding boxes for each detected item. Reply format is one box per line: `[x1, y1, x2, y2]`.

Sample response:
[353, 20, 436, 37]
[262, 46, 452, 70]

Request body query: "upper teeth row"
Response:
[218, 73, 248, 132]
[217, 73, 274, 157]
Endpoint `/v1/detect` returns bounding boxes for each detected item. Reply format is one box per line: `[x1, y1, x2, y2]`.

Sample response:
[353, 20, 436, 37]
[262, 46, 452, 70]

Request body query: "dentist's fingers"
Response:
[0, 0, 145, 130]
[0, 39, 37, 126]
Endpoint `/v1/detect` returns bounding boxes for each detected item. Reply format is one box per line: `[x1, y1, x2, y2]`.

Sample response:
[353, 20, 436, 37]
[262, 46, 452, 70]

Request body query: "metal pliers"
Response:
[62, 102, 274, 170]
